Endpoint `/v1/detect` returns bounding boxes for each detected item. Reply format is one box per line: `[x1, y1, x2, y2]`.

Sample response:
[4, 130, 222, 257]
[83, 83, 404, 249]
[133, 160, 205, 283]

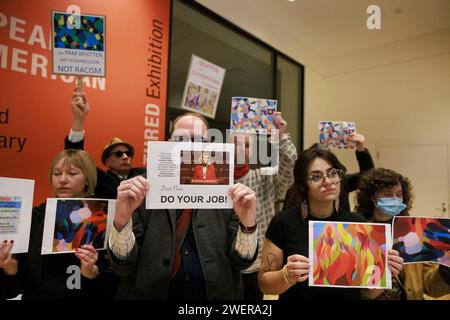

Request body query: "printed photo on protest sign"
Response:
[0, 177, 35, 254]
[393, 216, 450, 267]
[52, 11, 106, 76]
[309, 221, 392, 289]
[230, 97, 277, 134]
[181, 55, 226, 119]
[319, 121, 356, 149]
[146, 141, 234, 209]
[41, 198, 115, 254]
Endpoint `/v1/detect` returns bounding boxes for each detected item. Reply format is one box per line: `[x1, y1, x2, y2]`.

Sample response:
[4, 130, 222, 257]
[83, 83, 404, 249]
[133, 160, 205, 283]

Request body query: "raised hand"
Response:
[273, 111, 287, 137]
[71, 88, 90, 132]
[228, 183, 256, 228]
[114, 175, 149, 231]
[349, 132, 366, 152]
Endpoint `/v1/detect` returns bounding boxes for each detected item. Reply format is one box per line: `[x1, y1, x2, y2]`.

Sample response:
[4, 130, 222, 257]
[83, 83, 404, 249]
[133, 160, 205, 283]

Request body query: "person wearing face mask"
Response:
[258, 145, 403, 300]
[0, 149, 119, 300]
[355, 168, 450, 300]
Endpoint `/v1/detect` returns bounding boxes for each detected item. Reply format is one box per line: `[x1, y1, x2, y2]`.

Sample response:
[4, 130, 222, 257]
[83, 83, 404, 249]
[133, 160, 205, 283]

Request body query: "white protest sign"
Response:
[181, 54, 226, 119]
[146, 141, 234, 209]
[0, 177, 35, 254]
[52, 11, 106, 77]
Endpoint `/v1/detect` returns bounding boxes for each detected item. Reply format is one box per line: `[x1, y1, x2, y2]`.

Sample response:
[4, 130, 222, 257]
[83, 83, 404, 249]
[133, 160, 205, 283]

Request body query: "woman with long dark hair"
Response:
[258, 144, 403, 299]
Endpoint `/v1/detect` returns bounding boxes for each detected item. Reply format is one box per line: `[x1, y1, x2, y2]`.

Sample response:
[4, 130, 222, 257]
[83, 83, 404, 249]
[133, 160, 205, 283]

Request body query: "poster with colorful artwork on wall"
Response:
[309, 221, 392, 289]
[393, 216, 450, 267]
[0, 177, 35, 254]
[230, 97, 277, 134]
[41, 198, 115, 254]
[318, 121, 356, 149]
[181, 54, 226, 119]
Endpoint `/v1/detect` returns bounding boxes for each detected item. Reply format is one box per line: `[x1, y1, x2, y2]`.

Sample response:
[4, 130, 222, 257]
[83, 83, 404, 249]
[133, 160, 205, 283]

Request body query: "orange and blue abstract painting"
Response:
[309, 221, 391, 288]
[53, 13, 105, 51]
[53, 199, 108, 253]
[393, 217, 450, 267]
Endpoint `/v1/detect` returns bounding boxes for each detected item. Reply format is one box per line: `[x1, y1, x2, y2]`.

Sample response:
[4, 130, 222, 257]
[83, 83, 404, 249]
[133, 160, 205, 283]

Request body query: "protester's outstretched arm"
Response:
[347, 132, 375, 192]
[350, 132, 375, 171]
[71, 87, 90, 133]
[272, 112, 297, 199]
[65, 87, 90, 150]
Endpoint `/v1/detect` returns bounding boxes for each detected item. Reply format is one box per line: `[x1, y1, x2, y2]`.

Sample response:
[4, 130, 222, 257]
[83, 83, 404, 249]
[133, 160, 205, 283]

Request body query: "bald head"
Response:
[170, 114, 209, 142]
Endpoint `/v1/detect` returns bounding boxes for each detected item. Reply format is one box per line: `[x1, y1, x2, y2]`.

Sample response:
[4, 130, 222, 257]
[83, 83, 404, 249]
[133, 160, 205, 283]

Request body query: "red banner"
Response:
[0, 0, 170, 204]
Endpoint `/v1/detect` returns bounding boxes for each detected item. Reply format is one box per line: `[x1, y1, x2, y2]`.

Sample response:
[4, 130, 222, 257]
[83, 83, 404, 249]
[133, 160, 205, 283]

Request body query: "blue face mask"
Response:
[375, 197, 406, 216]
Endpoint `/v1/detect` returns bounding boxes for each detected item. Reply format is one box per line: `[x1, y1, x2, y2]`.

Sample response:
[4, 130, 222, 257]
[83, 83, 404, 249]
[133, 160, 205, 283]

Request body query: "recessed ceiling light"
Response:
[288, 0, 295, 2]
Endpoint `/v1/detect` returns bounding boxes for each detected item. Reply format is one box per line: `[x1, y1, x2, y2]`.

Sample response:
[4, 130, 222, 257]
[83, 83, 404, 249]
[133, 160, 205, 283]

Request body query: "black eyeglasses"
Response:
[307, 168, 343, 185]
[110, 150, 133, 158]
[171, 136, 211, 143]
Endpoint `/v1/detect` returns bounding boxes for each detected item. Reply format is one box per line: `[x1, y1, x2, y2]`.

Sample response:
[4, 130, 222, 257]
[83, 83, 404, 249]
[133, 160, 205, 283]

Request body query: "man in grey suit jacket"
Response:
[108, 113, 258, 299]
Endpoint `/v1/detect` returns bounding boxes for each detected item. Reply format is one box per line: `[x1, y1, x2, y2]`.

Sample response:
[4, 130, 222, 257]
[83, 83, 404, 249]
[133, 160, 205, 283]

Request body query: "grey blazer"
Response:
[108, 204, 257, 299]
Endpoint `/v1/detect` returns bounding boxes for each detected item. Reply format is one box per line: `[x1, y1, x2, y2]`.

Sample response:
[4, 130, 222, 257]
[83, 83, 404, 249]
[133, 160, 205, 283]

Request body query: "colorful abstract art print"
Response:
[42, 199, 115, 254]
[52, 11, 106, 76]
[309, 221, 392, 289]
[319, 121, 356, 149]
[393, 216, 450, 267]
[230, 97, 277, 134]
[53, 12, 104, 51]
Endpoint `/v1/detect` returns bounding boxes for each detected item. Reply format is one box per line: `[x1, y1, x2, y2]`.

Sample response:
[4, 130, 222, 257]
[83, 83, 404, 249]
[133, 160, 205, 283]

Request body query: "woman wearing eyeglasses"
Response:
[355, 168, 450, 300]
[258, 144, 404, 300]
[0, 149, 119, 300]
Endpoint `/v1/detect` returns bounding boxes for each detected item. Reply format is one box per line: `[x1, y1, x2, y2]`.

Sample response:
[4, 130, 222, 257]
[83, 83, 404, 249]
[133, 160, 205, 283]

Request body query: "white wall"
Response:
[304, 53, 450, 209]
[305, 53, 450, 171]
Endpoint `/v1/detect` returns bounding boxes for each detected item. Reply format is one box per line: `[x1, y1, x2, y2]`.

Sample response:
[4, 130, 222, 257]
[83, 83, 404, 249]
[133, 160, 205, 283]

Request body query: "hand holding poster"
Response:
[181, 55, 226, 119]
[230, 97, 277, 134]
[52, 11, 106, 77]
[319, 121, 356, 149]
[0, 177, 35, 254]
[393, 216, 450, 267]
[309, 221, 392, 289]
[41, 198, 115, 255]
[146, 141, 234, 209]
